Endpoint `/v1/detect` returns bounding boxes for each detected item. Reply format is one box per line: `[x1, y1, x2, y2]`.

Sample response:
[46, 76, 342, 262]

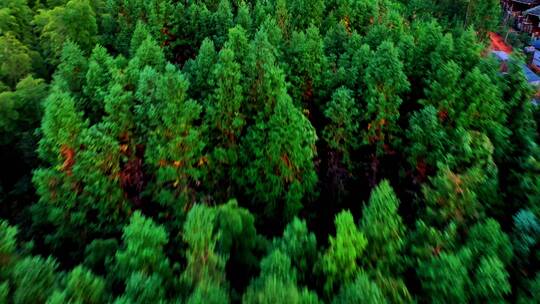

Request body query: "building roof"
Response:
[522, 64, 540, 85]
[514, 0, 540, 5]
[489, 32, 513, 53]
[492, 51, 510, 61]
[525, 5, 540, 17]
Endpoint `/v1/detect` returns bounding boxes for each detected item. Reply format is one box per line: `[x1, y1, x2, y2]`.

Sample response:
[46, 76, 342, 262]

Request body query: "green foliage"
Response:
[115, 211, 172, 282]
[183, 204, 227, 286]
[418, 252, 470, 304]
[472, 256, 511, 303]
[2, 1, 540, 303]
[274, 217, 317, 283]
[422, 166, 484, 227]
[243, 250, 319, 304]
[144, 64, 205, 216]
[54, 41, 88, 96]
[323, 87, 360, 169]
[0, 33, 32, 88]
[406, 106, 447, 170]
[52, 266, 107, 304]
[11, 256, 58, 304]
[0, 220, 17, 270]
[34, 0, 98, 62]
[512, 210, 540, 262]
[114, 272, 166, 304]
[320, 210, 367, 294]
[465, 218, 513, 266]
[187, 281, 229, 304]
[364, 40, 409, 155]
[332, 272, 388, 304]
[360, 180, 405, 271]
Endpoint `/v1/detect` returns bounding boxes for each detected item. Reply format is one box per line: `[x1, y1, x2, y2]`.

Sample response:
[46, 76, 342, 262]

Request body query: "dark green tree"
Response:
[11, 256, 58, 304]
[364, 40, 409, 155]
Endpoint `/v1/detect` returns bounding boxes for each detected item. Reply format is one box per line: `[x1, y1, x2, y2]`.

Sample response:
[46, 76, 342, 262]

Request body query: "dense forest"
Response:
[0, 0, 539, 302]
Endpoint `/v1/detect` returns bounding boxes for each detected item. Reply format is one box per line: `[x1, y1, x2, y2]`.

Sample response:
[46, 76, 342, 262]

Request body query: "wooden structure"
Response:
[523, 5, 540, 37]
[502, 0, 540, 33]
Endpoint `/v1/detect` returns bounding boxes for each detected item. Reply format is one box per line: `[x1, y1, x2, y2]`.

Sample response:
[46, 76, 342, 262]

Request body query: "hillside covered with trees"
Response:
[1, 0, 539, 302]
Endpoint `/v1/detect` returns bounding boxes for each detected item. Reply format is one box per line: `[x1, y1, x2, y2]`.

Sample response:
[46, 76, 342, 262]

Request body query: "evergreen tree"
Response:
[114, 272, 166, 304]
[236, 95, 317, 222]
[205, 47, 246, 199]
[182, 204, 227, 288]
[273, 217, 318, 284]
[465, 218, 513, 266]
[418, 252, 470, 304]
[83, 44, 114, 122]
[243, 250, 320, 304]
[0, 220, 17, 270]
[332, 272, 388, 304]
[472, 256, 511, 303]
[364, 40, 409, 155]
[212, 0, 234, 48]
[360, 180, 405, 271]
[53, 41, 88, 96]
[406, 106, 448, 175]
[184, 38, 217, 101]
[422, 166, 484, 228]
[323, 87, 360, 170]
[144, 64, 205, 219]
[114, 212, 172, 289]
[286, 26, 325, 106]
[48, 266, 107, 304]
[320, 210, 367, 294]
[235, 1, 252, 32]
[11, 256, 58, 304]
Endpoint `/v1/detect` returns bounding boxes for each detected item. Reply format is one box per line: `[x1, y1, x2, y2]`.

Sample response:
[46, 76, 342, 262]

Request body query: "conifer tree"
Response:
[83, 45, 114, 123]
[204, 47, 245, 198]
[364, 41, 409, 155]
[54, 41, 88, 96]
[114, 272, 166, 304]
[472, 256, 511, 303]
[323, 87, 360, 170]
[183, 204, 227, 287]
[422, 166, 485, 228]
[320, 210, 367, 294]
[11, 256, 58, 304]
[0, 220, 17, 271]
[184, 38, 217, 100]
[418, 252, 470, 304]
[243, 250, 320, 304]
[236, 94, 317, 222]
[465, 218, 513, 266]
[406, 106, 448, 174]
[144, 64, 205, 218]
[212, 0, 234, 47]
[274, 217, 317, 284]
[235, 1, 252, 32]
[114, 211, 172, 286]
[332, 272, 388, 304]
[32, 89, 88, 251]
[286, 26, 325, 106]
[48, 266, 107, 304]
[360, 180, 405, 271]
